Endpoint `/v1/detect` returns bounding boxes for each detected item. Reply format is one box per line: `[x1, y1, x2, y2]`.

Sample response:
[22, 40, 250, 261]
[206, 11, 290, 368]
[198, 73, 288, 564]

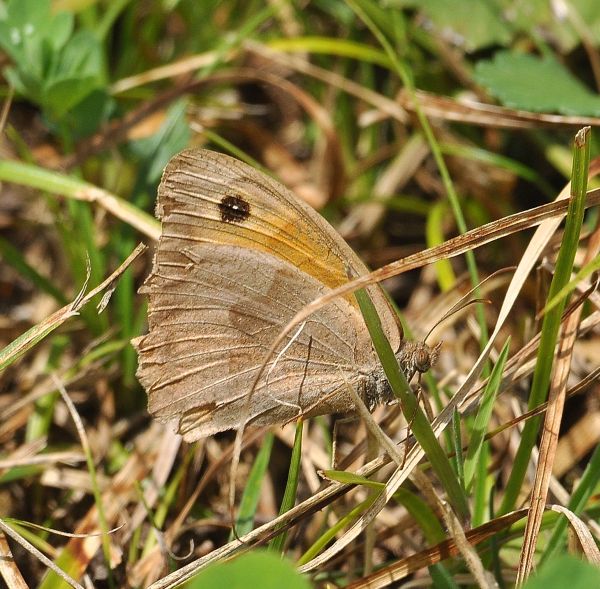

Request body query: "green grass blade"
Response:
[348, 0, 490, 355]
[269, 420, 303, 553]
[394, 487, 446, 544]
[297, 493, 379, 566]
[464, 340, 511, 490]
[268, 36, 392, 68]
[499, 127, 591, 515]
[232, 432, 274, 538]
[394, 488, 456, 588]
[427, 201, 457, 291]
[354, 286, 470, 519]
[0, 159, 160, 239]
[0, 307, 77, 371]
[542, 251, 600, 315]
[321, 470, 384, 489]
[451, 408, 465, 490]
[0, 236, 68, 305]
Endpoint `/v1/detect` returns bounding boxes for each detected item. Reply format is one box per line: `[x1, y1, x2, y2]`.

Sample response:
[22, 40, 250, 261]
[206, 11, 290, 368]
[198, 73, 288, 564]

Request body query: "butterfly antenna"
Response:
[423, 267, 514, 343]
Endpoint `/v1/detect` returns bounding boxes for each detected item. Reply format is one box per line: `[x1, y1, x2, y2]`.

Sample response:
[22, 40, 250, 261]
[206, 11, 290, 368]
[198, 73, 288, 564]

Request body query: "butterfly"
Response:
[133, 149, 438, 440]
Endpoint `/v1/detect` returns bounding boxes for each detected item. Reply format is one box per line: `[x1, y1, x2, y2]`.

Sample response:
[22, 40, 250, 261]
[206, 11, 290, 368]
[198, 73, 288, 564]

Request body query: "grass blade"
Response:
[269, 420, 303, 553]
[232, 432, 274, 537]
[354, 286, 470, 519]
[500, 127, 591, 515]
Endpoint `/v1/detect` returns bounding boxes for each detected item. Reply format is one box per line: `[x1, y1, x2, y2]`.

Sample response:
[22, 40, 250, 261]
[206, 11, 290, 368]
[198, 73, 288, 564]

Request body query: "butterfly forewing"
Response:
[134, 149, 403, 438]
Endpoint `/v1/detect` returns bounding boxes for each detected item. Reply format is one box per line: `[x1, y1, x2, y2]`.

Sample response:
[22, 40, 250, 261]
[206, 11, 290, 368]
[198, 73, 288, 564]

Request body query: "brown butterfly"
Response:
[133, 149, 438, 440]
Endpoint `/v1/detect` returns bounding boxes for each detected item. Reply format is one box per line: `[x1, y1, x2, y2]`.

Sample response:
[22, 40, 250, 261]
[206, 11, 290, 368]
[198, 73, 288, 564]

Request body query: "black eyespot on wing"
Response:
[219, 195, 250, 223]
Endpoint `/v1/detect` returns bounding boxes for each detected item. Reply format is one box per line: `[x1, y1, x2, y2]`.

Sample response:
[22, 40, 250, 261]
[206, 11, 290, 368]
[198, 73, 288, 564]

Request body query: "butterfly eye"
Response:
[414, 348, 431, 374]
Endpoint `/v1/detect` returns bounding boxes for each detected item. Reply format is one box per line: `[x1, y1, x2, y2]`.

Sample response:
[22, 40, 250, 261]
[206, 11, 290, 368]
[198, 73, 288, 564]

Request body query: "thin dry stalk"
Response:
[344, 510, 528, 589]
[398, 89, 600, 129]
[245, 41, 409, 123]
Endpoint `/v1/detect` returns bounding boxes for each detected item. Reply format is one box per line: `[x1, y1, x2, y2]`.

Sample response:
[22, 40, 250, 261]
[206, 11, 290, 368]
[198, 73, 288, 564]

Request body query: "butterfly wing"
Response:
[134, 244, 381, 439]
[135, 149, 401, 438]
[154, 149, 401, 350]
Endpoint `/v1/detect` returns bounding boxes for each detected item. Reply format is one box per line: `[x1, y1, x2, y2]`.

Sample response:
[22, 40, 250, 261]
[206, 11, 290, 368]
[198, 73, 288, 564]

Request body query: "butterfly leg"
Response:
[332, 415, 359, 470]
[264, 326, 310, 417]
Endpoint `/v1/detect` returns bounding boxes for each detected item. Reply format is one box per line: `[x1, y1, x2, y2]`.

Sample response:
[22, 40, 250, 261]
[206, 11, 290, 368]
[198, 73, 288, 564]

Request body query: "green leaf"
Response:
[0, 2, 105, 129]
[128, 99, 192, 184]
[394, 488, 446, 544]
[44, 76, 101, 119]
[3, 0, 51, 30]
[187, 551, 312, 589]
[0, 0, 73, 67]
[321, 469, 385, 489]
[54, 30, 105, 80]
[474, 52, 600, 116]
[523, 555, 600, 589]
[59, 88, 114, 139]
[45, 10, 73, 52]
[407, 0, 512, 52]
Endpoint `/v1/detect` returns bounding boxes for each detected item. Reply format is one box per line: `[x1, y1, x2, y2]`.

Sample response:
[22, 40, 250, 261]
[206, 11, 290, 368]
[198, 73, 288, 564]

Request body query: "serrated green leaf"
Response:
[475, 51, 600, 116]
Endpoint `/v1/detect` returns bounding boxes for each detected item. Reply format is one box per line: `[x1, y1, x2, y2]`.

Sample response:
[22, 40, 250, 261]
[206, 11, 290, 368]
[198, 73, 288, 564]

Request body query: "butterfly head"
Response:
[396, 339, 442, 381]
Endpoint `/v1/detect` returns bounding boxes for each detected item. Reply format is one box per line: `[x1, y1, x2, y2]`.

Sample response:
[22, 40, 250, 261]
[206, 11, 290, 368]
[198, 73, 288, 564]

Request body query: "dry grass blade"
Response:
[338, 133, 429, 238]
[72, 187, 160, 241]
[110, 49, 233, 94]
[296, 434, 427, 573]
[0, 243, 146, 371]
[0, 530, 28, 589]
[0, 451, 85, 469]
[398, 89, 600, 129]
[343, 375, 404, 467]
[147, 444, 404, 589]
[39, 423, 166, 586]
[411, 469, 495, 588]
[245, 41, 409, 123]
[516, 308, 581, 585]
[203, 67, 343, 194]
[129, 429, 266, 586]
[550, 505, 600, 565]
[344, 510, 528, 589]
